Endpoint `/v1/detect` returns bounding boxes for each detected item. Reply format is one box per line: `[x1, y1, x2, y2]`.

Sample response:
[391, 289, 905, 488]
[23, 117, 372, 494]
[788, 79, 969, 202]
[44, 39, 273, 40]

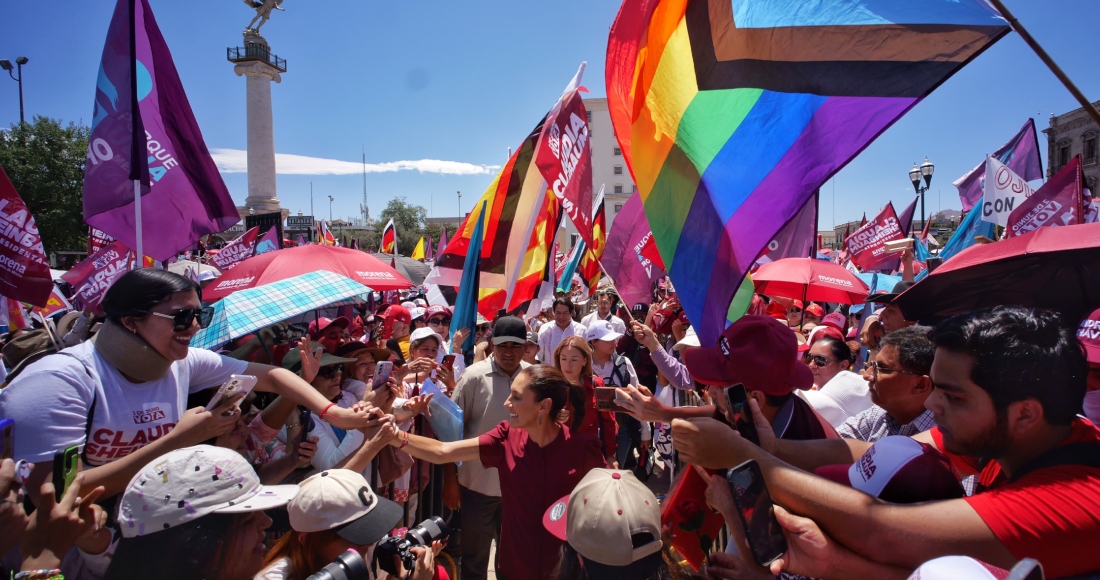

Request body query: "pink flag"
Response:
[756, 190, 818, 264]
[601, 193, 667, 309]
[875, 197, 918, 272]
[435, 227, 448, 260]
[954, 119, 1043, 212]
[211, 226, 260, 271]
[61, 240, 137, 313]
[1005, 157, 1085, 239]
[255, 226, 280, 255]
[0, 165, 53, 307]
[535, 65, 595, 248]
[845, 203, 905, 270]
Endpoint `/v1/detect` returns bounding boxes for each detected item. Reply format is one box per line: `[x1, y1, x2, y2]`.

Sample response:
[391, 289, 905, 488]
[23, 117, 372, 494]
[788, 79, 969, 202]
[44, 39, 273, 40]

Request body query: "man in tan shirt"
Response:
[447, 316, 529, 580]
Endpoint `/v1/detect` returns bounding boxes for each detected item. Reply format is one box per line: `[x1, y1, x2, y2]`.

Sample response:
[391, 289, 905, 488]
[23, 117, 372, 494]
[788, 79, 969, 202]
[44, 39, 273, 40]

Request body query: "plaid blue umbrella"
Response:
[192, 270, 370, 350]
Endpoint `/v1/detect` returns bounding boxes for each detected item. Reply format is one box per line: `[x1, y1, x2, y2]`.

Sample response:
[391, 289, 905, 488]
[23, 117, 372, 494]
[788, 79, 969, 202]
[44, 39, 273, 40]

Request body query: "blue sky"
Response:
[2, 0, 1098, 229]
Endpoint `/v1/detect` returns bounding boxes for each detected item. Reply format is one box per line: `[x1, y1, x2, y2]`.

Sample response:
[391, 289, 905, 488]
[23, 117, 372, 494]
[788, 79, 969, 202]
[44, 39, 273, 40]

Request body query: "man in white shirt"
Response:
[537, 298, 587, 362]
[580, 290, 627, 335]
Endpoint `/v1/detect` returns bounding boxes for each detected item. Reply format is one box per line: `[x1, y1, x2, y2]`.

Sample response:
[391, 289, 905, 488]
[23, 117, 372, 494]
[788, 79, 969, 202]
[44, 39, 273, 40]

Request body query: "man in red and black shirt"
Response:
[673, 306, 1100, 579]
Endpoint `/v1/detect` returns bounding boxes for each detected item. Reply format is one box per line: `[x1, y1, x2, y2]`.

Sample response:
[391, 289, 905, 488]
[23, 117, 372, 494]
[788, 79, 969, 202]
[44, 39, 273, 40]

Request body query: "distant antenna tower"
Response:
[361, 146, 370, 226]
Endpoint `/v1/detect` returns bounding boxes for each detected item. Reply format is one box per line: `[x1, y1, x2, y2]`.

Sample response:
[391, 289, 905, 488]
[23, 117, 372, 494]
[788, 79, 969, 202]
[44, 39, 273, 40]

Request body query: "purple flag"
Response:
[435, 227, 448, 261]
[873, 196, 918, 272]
[602, 193, 666, 309]
[83, 0, 238, 261]
[425, 233, 435, 261]
[755, 190, 818, 265]
[255, 226, 280, 255]
[954, 119, 1043, 211]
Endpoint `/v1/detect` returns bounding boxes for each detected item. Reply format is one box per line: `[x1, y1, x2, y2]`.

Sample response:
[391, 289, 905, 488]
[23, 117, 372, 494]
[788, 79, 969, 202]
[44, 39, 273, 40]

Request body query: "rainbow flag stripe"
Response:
[607, 0, 1007, 344]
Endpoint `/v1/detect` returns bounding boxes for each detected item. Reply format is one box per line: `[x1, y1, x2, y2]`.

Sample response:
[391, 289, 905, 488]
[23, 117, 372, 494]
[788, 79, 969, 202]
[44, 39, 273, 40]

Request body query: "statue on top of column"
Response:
[243, 0, 284, 35]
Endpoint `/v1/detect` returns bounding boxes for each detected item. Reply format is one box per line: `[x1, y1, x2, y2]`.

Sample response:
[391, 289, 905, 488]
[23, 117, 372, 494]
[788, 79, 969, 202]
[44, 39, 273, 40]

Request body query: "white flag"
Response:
[981, 157, 1034, 227]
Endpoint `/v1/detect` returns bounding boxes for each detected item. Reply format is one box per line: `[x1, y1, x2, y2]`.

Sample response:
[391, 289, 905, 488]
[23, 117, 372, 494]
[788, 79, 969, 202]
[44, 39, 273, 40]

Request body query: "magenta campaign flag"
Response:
[1005, 157, 1085, 239]
[846, 203, 905, 270]
[83, 0, 238, 261]
[435, 227, 448, 261]
[255, 226, 280, 255]
[755, 190, 818, 265]
[873, 197, 919, 272]
[602, 193, 666, 309]
[0, 166, 54, 307]
[954, 119, 1043, 212]
[210, 227, 259, 271]
[62, 240, 137, 313]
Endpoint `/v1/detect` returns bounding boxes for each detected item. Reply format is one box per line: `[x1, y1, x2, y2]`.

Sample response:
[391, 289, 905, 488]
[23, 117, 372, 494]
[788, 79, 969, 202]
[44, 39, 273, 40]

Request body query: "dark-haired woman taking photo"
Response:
[0, 269, 386, 505]
[381, 365, 606, 580]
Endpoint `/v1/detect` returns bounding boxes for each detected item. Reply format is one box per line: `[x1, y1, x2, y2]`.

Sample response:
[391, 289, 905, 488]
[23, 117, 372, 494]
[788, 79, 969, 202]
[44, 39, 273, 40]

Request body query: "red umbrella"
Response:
[896, 222, 1100, 323]
[203, 244, 412, 301]
[752, 258, 870, 304]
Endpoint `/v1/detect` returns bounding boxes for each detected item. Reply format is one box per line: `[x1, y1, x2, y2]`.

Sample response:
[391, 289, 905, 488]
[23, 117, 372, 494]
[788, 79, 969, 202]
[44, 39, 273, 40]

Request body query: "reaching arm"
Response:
[246, 363, 383, 430]
[384, 425, 481, 465]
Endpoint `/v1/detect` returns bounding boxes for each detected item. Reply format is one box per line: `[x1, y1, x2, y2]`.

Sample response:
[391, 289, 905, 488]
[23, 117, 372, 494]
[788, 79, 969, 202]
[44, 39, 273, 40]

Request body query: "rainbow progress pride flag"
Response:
[606, 0, 1008, 345]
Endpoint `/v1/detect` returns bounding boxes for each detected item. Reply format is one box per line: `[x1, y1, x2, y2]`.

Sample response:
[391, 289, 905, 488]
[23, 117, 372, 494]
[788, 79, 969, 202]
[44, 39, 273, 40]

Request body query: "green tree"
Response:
[0, 117, 89, 253]
[379, 197, 427, 255]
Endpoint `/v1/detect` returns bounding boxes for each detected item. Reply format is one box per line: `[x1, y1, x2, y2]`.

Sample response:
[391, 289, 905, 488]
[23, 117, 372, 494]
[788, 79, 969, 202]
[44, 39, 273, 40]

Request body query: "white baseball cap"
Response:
[906, 556, 1014, 580]
[543, 469, 662, 567]
[815, 436, 963, 503]
[117, 446, 297, 538]
[289, 470, 402, 545]
[585, 320, 623, 343]
[409, 307, 426, 321]
[409, 326, 444, 347]
[672, 326, 700, 351]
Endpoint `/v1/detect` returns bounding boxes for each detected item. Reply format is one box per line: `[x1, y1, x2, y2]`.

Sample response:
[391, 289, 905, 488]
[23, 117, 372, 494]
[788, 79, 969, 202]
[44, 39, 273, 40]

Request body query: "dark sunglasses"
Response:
[476, 324, 490, 332]
[803, 354, 835, 367]
[428, 317, 452, 326]
[317, 366, 344, 379]
[142, 307, 214, 331]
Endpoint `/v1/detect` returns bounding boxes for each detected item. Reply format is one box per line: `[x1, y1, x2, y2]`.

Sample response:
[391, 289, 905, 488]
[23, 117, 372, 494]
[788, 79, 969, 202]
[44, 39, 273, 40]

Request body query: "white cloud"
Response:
[209, 148, 500, 176]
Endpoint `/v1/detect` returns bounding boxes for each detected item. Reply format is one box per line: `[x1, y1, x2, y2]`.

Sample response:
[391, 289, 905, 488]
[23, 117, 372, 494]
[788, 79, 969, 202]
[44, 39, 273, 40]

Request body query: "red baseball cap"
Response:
[764, 300, 787, 321]
[308, 316, 349, 340]
[1078, 307, 1100, 364]
[382, 305, 411, 325]
[425, 305, 452, 320]
[682, 315, 813, 394]
[814, 436, 963, 504]
[804, 303, 824, 318]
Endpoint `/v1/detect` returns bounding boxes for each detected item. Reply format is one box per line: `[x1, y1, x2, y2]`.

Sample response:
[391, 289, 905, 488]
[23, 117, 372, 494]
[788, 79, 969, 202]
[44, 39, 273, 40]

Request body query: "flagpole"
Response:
[987, 0, 1100, 127]
[134, 180, 143, 268]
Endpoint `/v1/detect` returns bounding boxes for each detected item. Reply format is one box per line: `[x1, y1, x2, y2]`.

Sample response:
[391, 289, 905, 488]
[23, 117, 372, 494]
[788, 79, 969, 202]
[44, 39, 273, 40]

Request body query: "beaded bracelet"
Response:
[13, 569, 64, 580]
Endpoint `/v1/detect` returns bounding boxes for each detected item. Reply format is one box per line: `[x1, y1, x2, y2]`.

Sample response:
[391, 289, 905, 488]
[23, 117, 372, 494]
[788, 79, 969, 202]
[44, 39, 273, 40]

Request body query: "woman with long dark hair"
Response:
[552, 336, 617, 466]
[0, 269, 386, 505]
[379, 365, 606, 580]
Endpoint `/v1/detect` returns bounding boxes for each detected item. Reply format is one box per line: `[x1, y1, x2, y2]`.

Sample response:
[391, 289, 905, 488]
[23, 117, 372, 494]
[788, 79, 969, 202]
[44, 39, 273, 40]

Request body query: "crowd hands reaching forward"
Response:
[0, 268, 1099, 580]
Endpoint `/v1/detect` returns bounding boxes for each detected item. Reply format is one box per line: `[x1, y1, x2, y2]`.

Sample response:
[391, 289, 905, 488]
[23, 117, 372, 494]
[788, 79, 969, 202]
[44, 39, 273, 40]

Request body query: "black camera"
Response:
[375, 516, 449, 577]
[306, 550, 369, 580]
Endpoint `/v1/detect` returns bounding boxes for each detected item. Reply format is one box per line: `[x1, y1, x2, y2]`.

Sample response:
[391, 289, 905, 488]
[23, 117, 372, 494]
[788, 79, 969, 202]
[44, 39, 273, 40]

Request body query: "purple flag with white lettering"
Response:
[755, 190, 818, 265]
[954, 119, 1043, 211]
[83, 0, 238, 261]
[602, 193, 666, 309]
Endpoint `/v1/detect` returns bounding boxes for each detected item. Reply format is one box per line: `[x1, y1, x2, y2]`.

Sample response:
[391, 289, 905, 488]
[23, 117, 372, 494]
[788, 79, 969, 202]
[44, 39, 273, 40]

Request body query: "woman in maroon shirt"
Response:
[380, 365, 606, 580]
[553, 336, 618, 466]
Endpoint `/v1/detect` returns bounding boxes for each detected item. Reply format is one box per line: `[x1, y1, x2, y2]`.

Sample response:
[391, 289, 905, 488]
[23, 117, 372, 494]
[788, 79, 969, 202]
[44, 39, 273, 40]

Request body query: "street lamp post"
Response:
[328, 195, 334, 222]
[0, 57, 29, 126]
[909, 157, 934, 232]
[457, 190, 462, 217]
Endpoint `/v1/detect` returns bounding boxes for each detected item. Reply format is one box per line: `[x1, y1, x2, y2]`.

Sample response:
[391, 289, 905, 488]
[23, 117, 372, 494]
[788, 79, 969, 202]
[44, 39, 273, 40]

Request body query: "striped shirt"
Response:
[836, 406, 936, 442]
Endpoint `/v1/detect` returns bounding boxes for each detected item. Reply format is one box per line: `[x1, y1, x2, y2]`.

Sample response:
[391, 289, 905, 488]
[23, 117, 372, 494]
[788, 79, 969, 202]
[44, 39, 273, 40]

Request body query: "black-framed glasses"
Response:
[803, 354, 835, 367]
[869, 361, 921, 381]
[317, 366, 344, 379]
[428, 317, 452, 326]
[142, 307, 214, 331]
[476, 324, 490, 332]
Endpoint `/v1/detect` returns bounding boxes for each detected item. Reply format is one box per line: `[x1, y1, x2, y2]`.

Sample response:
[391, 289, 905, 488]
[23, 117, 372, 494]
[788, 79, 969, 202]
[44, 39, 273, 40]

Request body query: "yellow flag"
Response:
[410, 237, 426, 260]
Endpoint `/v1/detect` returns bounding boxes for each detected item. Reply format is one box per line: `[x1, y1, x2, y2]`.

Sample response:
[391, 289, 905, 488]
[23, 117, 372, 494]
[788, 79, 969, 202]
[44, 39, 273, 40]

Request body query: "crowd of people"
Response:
[0, 257, 1099, 580]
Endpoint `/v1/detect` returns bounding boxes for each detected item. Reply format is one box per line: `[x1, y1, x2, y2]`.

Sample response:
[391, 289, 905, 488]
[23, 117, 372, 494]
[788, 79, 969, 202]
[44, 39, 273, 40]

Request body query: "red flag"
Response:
[210, 226, 260, 271]
[61, 240, 137, 313]
[0, 165, 54, 307]
[379, 219, 396, 253]
[638, 230, 664, 270]
[535, 66, 595, 248]
[859, 213, 867, 228]
[919, 218, 931, 243]
[87, 227, 115, 255]
[846, 203, 905, 270]
[577, 194, 607, 294]
[31, 287, 73, 319]
[1005, 156, 1085, 239]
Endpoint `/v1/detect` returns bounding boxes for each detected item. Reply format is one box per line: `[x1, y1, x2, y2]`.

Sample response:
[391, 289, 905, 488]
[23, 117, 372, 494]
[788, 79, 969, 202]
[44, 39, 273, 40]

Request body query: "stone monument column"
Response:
[228, 33, 286, 214]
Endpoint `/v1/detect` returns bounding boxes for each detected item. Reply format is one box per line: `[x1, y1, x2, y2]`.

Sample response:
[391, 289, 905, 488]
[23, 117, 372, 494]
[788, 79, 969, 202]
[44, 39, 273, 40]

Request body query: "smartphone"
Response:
[727, 460, 787, 567]
[206, 375, 258, 410]
[298, 407, 312, 445]
[595, 387, 627, 412]
[371, 361, 394, 391]
[53, 445, 79, 502]
[0, 418, 13, 460]
[441, 354, 455, 371]
[724, 384, 759, 446]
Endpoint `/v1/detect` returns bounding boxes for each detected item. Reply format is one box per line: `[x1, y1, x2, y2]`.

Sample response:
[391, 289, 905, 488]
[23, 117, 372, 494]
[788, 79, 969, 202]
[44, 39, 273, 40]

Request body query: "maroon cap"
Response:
[308, 316, 349, 339]
[425, 305, 451, 320]
[814, 436, 963, 504]
[1078, 307, 1100, 364]
[682, 315, 813, 394]
[382, 305, 412, 325]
